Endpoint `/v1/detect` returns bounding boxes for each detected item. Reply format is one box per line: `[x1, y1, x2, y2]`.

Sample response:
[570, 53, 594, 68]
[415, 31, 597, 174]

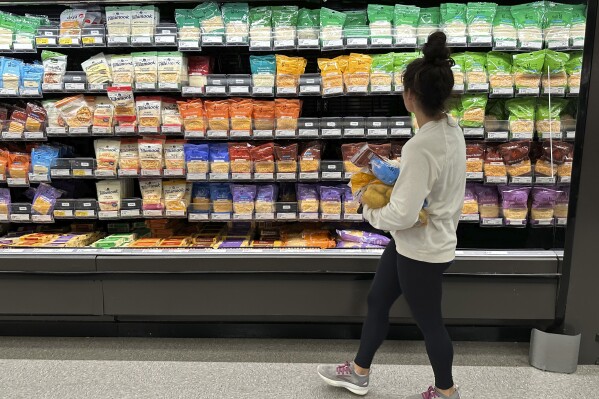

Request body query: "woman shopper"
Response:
[317, 31, 466, 399]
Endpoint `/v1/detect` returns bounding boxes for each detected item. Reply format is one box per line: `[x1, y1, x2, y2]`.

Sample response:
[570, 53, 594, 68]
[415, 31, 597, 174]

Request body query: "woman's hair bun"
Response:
[422, 31, 453, 67]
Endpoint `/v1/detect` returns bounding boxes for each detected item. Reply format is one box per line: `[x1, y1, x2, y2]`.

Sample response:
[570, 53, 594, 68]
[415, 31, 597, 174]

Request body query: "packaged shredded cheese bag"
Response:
[493, 5, 517, 45]
[107, 86, 136, 127]
[96, 180, 121, 211]
[106, 6, 132, 36]
[175, 9, 200, 42]
[140, 179, 163, 210]
[133, 52, 158, 87]
[320, 7, 346, 45]
[512, 50, 545, 89]
[460, 94, 488, 128]
[138, 137, 164, 170]
[164, 139, 185, 170]
[135, 96, 162, 129]
[487, 51, 513, 89]
[94, 139, 121, 173]
[82, 53, 112, 85]
[60, 9, 86, 36]
[505, 97, 536, 135]
[158, 52, 184, 87]
[249, 6, 273, 45]
[466, 2, 497, 39]
[542, 50, 569, 91]
[394, 4, 420, 45]
[119, 138, 140, 172]
[55, 95, 94, 128]
[368, 4, 394, 42]
[131, 5, 159, 37]
[511, 2, 545, 48]
[222, 3, 249, 44]
[570, 4, 586, 47]
[163, 179, 188, 212]
[565, 51, 582, 92]
[110, 54, 134, 86]
[417, 7, 441, 45]
[42, 51, 67, 85]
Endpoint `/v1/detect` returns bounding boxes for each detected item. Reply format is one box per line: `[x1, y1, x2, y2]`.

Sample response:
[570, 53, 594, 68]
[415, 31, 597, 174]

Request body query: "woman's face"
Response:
[402, 89, 415, 114]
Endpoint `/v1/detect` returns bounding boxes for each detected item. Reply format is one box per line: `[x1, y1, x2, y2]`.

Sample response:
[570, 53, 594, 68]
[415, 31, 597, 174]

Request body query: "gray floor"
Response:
[0, 338, 597, 398]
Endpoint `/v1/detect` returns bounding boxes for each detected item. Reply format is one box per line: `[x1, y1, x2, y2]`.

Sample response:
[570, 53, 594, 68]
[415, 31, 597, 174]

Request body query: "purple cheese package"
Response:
[336, 229, 391, 246]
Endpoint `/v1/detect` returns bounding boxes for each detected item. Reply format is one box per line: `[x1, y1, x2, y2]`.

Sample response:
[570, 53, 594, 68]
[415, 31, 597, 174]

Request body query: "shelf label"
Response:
[486, 131, 509, 140]
[54, 210, 74, 218]
[230, 130, 251, 138]
[346, 37, 369, 47]
[254, 173, 274, 181]
[343, 213, 364, 221]
[344, 129, 365, 137]
[94, 170, 116, 178]
[298, 38, 319, 47]
[253, 130, 274, 138]
[299, 172, 319, 180]
[276, 173, 296, 181]
[187, 173, 207, 181]
[321, 213, 341, 221]
[482, 218, 503, 226]
[120, 209, 141, 218]
[466, 172, 483, 180]
[321, 129, 342, 137]
[517, 87, 540, 96]
[10, 213, 30, 222]
[206, 86, 227, 94]
[460, 214, 480, 222]
[255, 212, 275, 220]
[7, 177, 28, 186]
[163, 169, 185, 177]
[51, 169, 70, 177]
[209, 173, 229, 181]
[512, 132, 533, 140]
[143, 209, 164, 217]
[166, 210, 186, 217]
[275, 130, 295, 138]
[511, 176, 533, 184]
[231, 173, 252, 181]
[141, 169, 161, 177]
[494, 39, 517, 49]
[322, 171, 342, 180]
[185, 130, 205, 139]
[211, 213, 231, 221]
[118, 169, 139, 177]
[131, 36, 153, 44]
[299, 212, 319, 220]
[536, 176, 557, 185]
[65, 83, 85, 91]
[229, 86, 250, 94]
[189, 213, 209, 221]
[390, 128, 412, 137]
[99, 211, 119, 219]
[463, 128, 484, 137]
[207, 130, 228, 138]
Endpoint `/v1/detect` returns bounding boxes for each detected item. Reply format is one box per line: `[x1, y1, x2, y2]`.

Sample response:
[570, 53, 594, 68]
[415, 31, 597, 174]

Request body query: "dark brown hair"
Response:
[403, 32, 455, 117]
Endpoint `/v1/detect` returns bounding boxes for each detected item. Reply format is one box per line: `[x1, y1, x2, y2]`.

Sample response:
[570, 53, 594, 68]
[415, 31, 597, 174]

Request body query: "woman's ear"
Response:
[402, 89, 414, 113]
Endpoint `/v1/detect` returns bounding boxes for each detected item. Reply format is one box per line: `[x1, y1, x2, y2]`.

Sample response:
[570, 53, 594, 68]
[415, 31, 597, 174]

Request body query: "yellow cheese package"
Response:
[110, 55, 134, 86]
[135, 96, 162, 129]
[163, 179, 188, 212]
[119, 138, 140, 172]
[138, 137, 164, 171]
[345, 53, 372, 93]
[82, 53, 112, 85]
[163, 139, 185, 170]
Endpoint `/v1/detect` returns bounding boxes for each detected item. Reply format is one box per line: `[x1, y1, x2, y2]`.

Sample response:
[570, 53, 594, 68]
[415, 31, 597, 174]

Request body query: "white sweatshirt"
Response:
[363, 116, 466, 263]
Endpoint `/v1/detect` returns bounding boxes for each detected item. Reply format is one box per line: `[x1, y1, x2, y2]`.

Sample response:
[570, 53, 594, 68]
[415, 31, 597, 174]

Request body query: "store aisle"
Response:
[0, 338, 597, 398]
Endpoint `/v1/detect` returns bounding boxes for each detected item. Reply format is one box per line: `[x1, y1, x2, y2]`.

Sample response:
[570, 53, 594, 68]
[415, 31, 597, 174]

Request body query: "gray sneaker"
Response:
[317, 361, 370, 396]
[405, 385, 461, 399]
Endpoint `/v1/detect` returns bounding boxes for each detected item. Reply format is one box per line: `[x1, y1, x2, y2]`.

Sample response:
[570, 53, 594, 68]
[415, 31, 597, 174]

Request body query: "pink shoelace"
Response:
[421, 386, 441, 399]
[336, 361, 352, 376]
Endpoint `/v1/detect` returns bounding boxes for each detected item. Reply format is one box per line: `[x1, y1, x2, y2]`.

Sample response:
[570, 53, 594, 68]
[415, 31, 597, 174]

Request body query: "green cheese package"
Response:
[513, 50, 545, 89]
[440, 3, 467, 41]
[544, 2, 573, 47]
[467, 2, 497, 40]
[535, 98, 567, 135]
[461, 94, 488, 128]
[175, 9, 200, 42]
[511, 2, 545, 48]
[320, 7, 346, 45]
[297, 8, 320, 43]
[344, 10, 369, 39]
[417, 7, 440, 45]
[393, 4, 420, 45]
[465, 52, 488, 87]
[486, 99, 507, 121]
[506, 97, 536, 135]
[370, 53, 395, 91]
[542, 50, 569, 90]
[249, 6, 272, 45]
[393, 52, 420, 89]
[451, 52, 466, 87]
[272, 6, 298, 46]
[565, 51, 583, 92]
[492, 6, 517, 46]
[222, 3, 249, 44]
[192, 2, 224, 37]
[368, 4, 394, 42]
[487, 51, 513, 89]
[446, 97, 463, 124]
[570, 4, 586, 47]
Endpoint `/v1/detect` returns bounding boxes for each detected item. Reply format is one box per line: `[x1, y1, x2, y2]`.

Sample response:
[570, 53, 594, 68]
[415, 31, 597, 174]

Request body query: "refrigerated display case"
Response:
[0, 0, 595, 345]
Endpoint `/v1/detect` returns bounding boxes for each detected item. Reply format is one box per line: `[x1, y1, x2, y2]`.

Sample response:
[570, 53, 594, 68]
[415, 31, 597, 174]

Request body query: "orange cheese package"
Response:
[274, 99, 301, 130]
[205, 100, 230, 131]
[229, 99, 253, 131]
[252, 100, 275, 130]
[9, 152, 30, 178]
[177, 99, 206, 132]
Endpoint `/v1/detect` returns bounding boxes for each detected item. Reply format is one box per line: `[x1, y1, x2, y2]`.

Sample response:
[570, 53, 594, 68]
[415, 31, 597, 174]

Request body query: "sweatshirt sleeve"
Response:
[363, 142, 439, 231]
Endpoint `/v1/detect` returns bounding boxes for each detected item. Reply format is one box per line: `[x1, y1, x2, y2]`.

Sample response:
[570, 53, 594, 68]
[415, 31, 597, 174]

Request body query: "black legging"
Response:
[355, 240, 454, 390]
